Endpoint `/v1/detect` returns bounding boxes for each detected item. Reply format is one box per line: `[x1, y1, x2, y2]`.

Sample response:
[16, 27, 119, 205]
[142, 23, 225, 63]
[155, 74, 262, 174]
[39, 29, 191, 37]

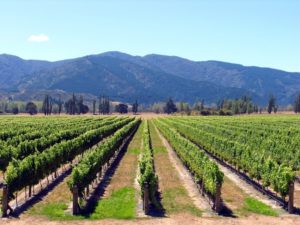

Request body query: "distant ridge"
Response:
[1, 51, 300, 105]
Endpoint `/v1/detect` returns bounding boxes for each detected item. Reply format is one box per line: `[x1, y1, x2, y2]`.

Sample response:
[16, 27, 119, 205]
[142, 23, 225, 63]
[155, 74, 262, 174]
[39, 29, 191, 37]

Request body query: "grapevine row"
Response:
[138, 120, 158, 211]
[0, 117, 120, 171]
[163, 118, 294, 199]
[4, 117, 134, 196]
[68, 119, 140, 196]
[154, 119, 224, 198]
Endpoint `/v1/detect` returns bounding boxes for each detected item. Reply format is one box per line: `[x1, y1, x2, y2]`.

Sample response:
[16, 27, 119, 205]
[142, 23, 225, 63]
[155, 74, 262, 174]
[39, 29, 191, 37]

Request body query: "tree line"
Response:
[2, 92, 300, 115]
[153, 93, 300, 115]
[0, 93, 139, 115]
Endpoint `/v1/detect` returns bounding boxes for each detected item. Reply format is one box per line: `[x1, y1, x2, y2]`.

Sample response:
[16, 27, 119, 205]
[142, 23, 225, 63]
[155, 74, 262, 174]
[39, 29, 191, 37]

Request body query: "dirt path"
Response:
[2, 211, 300, 225]
[153, 124, 213, 216]
[90, 123, 143, 219]
[132, 122, 145, 218]
[294, 182, 300, 208]
[207, 153, 284, 212]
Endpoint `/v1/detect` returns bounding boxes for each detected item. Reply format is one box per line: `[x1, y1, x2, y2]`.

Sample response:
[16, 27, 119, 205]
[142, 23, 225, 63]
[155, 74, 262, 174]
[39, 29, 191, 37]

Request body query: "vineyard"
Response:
[1, 115, 300, 224]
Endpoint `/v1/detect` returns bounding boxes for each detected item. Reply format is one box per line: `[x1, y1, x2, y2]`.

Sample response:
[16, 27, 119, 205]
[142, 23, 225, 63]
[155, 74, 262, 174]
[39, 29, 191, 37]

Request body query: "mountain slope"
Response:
[0, 52, 299, 105]
[142, 54, 300, 104]
[15, 55, 249, 104]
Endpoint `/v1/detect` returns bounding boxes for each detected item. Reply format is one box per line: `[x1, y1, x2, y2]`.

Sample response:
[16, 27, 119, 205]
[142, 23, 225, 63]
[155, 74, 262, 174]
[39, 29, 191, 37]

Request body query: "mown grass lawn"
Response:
[242, 197, 278, 216]
[91, 187, 136, 219]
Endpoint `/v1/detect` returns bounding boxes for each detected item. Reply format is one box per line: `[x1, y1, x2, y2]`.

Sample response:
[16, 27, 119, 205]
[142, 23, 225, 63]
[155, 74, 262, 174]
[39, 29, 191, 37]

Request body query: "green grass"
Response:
[126, 121, 143, 154]
[242, 197, 278, 216]
[29, 202, 84, 220]
[127, 148, 141, 154]
[153, 147, 167, 153]
[40, 203, 68, 218]
[91, 187, 136, 219]
[162, 187, 202, 216]
[27, 186, 136, 221]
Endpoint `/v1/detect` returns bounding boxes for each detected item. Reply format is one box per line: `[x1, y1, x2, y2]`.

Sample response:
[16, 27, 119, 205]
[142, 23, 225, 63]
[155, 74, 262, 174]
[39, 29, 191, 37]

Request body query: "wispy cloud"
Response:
[28, 34, 49, 42]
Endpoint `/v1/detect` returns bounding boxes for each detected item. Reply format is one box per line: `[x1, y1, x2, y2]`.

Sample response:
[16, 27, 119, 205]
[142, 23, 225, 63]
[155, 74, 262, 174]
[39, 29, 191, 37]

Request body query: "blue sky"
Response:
[1, 0, 299, 71]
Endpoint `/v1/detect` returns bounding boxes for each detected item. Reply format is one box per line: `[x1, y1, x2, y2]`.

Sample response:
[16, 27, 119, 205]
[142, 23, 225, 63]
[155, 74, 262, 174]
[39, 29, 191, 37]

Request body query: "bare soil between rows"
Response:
[2, 214, 300, 225]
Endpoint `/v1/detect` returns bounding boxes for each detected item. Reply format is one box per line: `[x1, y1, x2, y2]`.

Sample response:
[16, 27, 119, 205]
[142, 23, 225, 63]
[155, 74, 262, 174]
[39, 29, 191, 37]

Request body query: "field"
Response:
[1, 115, 300, 225]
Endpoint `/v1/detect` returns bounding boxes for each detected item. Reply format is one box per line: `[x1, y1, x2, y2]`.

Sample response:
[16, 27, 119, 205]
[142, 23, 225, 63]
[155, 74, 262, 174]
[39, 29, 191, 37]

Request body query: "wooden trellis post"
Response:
[288, 181, 294, 213]
[29, 185, 32, 197]
[2, 184, 8, 217]
[200, 181, 204, 196]
[72, 185, 79, 215]
[214, 182, 222, 214]
[143, 183, 149, 214]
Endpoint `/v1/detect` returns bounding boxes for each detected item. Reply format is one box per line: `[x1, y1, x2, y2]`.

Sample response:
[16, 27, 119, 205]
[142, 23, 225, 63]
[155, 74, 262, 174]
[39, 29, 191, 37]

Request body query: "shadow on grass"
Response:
[11, 168, 72, 218]
[81, 126, 138, 218]
[218, 203, 236, 218]
[147, 189, 165, 217]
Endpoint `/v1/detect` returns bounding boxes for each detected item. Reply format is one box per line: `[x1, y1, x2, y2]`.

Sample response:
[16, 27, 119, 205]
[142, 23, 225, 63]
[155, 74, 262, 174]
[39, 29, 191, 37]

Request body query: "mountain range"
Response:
[0, 51, 300, 105]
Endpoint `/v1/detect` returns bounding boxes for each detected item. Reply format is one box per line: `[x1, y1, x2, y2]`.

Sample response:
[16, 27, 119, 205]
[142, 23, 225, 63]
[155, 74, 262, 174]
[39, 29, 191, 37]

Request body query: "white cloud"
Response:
[28, 34, 49, 42]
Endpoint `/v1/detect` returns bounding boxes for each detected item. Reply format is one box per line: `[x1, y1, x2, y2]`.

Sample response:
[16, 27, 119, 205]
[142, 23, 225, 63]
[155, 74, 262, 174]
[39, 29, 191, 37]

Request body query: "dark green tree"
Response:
[57, 97, 63, 115]
[132, 100, 138, 114]
[99, 95, 110, 114]
[78, 96, 84, 114]
[93, 99, 96, 115]
[267, 94, 276, 114]
[64, 94, 89, 115]
[115, 103, 128, 114]
[26, 102, 38, 115]
[164, 98, 177, 114]
[42, 94, 53, 115]
[218, 96, 258, 115]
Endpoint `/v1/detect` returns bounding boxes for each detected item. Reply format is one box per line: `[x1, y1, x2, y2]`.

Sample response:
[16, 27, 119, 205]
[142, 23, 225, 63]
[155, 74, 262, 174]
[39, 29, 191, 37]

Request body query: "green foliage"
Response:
[5, 117, 134, 196]
[25, 102, 38, 115]
[218, 96, 258, 115]
[162, 116, 296, 198]
[154, 119, 223, 197]
[0, 117, 120, 172]
[65, 94, 89, 115]
[68, 119, 140, 196]
[132, 100, 138, 114]
[164, 98, 177, 114]
[42, 94, 53, 115]
[138, 120, 158, 205]
[98, 95, 110, 114]
[115, 103, 128, 114]
[268, 94, 276, 114]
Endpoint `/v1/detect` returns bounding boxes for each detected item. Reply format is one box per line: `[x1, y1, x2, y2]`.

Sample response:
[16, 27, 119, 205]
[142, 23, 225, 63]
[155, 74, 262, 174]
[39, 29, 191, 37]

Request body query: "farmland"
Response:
[1, 115, 300, 225]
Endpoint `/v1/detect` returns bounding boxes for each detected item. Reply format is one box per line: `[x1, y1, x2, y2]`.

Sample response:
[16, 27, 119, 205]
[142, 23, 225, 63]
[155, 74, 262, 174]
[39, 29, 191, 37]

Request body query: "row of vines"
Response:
[160, 116, 295, 200]
[138, 120, 158, 211]
[4, 117, 133, 198]
[154, 119, 224, 204]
